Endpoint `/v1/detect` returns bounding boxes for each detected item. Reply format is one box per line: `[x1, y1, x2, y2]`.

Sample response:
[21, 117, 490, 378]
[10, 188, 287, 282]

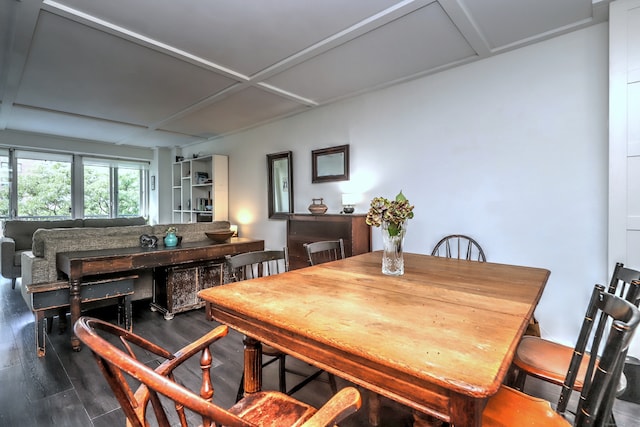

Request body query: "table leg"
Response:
[242, 336, 262, 396]
[69, 278, 82, 351]
[367, 390, 381, 426]
[412, 411, 444, 427]
[444, 395, 484, 427]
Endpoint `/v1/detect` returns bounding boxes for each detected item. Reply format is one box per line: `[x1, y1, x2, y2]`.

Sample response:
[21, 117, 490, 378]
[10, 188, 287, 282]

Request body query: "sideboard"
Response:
[286, 213, 371, 270]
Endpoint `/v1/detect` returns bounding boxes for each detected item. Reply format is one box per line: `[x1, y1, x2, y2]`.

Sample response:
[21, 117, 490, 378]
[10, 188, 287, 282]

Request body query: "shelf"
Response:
[171, 155, 228, 223]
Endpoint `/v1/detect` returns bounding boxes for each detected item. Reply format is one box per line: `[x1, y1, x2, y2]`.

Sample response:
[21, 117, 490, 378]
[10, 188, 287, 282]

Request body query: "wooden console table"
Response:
[57, 237, 264, 351]
[287, 213, 371, 269]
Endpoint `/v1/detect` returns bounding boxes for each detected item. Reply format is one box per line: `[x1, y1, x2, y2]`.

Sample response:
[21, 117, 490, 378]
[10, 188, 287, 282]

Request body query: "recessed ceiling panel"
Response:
[122, 130, 204, 148]
[7, 105, 145, 143]
[161, 87, 307, 137]
[461, 0, 593, 49]
[56, 0, 402, 76]
[265, 2, 475, 103]
[15, 11, 238, 126]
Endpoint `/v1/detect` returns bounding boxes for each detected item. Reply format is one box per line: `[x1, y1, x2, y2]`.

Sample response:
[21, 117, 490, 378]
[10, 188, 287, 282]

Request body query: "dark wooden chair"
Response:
[484, 284, 640, 426]
[512, 262, 640, 392]
[226, 249, 338, 400]
[74, 316, 361, 427]
[303, 239, 345, 266]
[431, 234, 486, 262]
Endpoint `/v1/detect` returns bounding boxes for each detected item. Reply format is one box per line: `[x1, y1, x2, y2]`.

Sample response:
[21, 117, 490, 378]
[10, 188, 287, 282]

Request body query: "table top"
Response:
[57, 237, 265, 277]
[199, 251, 549, 417]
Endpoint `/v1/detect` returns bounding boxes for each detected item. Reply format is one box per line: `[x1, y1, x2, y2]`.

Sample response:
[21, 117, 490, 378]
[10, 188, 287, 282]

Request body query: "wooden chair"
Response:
[303, 239, 345, 266]
[431, 234, 486, 262]
[74, 316, 360, 427]
[483, 284, 640, 426]
[226, 249, 338, 400]
[511, 262, 640, 392]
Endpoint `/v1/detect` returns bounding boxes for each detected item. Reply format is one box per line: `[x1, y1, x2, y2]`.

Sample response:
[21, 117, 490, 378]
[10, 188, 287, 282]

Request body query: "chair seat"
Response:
[483, 385, 570, 427]
[229, 391, 317, 427]
[514, 336, 593, 390]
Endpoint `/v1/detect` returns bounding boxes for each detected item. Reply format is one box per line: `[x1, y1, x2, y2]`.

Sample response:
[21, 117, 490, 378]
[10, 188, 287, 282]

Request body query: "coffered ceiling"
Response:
[0, 0, 612, 149]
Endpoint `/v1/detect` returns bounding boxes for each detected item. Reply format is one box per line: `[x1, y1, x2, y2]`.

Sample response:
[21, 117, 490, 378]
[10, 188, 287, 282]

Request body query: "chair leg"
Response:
[236, 372, 245, 402]
[328, 372, 338, 394]
[278, 355, 287, 394]
[512, 368, 527, 391]
[12, 278, 16, 289]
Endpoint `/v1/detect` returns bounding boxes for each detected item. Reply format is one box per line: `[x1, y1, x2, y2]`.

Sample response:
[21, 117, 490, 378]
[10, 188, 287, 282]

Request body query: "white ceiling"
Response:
[0, 0, 612, 149]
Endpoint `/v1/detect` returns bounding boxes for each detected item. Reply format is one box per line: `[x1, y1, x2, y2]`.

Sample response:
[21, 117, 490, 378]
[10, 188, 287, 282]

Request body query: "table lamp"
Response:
[341, 194, 357, 214]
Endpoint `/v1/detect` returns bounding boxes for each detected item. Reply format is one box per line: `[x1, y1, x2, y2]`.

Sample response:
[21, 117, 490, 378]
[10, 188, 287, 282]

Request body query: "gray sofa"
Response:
[19, 220, 230, 357]
[21, 221, 230, 290]
[1, 217, 147, 288]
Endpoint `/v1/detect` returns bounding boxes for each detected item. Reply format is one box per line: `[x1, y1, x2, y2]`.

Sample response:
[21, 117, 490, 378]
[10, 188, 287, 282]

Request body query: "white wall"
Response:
[185, 24, 622, 354]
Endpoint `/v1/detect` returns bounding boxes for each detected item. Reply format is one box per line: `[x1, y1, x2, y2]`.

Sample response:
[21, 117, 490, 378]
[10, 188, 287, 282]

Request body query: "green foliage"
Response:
[18, 162, 71, 217]
[117, 169, 141, 216]
[7, 162, 142, 219]
[84, 166, 110, 216]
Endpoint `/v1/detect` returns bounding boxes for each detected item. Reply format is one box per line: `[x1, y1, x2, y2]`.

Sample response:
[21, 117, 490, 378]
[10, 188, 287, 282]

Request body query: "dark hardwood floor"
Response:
[1, 276, 639, 426]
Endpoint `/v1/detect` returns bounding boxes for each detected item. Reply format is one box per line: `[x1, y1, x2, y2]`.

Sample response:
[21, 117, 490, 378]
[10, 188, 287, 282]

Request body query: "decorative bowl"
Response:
[205, 230, 234, 243]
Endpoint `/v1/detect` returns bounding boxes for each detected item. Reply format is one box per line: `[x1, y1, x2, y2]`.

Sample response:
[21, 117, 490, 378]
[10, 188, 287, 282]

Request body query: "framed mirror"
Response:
[312, 144, 349, 183]
[267, 151, 294, 219]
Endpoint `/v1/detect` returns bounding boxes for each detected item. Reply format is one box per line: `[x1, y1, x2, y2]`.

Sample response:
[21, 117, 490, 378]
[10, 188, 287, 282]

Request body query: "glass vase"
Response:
[381, 221, 406, 276]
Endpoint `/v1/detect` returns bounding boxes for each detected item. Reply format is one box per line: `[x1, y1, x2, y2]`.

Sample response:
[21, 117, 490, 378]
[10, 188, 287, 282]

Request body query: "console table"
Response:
[57, 237, 264, 351]
[287, 214, 371, 269]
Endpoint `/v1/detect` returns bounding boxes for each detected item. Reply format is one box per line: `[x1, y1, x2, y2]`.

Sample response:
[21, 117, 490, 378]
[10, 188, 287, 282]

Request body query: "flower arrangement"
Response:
[365, 190, 414, 236]
[165, 226, 177, 235]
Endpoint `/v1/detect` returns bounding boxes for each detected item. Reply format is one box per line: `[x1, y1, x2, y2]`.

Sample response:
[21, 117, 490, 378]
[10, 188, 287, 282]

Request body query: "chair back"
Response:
[431, 234, 486, 262]
[73, 316, 253, 427]
[607, 262, 640, 304]
[556, 284, 640, 426]
[226, 249, 289, 281]
[303, 239, 346, 266]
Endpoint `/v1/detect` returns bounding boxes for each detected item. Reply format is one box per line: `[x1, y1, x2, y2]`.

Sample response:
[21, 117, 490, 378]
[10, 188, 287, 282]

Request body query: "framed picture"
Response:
[312, 144, 349, 183]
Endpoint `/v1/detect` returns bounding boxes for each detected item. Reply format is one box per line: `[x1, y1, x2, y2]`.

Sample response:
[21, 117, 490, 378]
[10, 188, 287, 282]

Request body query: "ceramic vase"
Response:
[308, 198, 328, 214]
[381, 221, 406, 276]
[164, 232, 178, 247]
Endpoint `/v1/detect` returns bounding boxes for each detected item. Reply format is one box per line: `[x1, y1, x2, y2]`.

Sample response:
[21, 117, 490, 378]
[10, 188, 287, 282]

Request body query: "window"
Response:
[83, 157, 149, 218]
[16, 150, 72, 219]
[0, 149, 9, 218]
[0, 148, 149, 221]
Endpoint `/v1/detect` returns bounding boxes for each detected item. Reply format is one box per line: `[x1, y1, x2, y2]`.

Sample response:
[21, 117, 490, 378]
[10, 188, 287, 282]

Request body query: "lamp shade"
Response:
[342, 193, 358, 206]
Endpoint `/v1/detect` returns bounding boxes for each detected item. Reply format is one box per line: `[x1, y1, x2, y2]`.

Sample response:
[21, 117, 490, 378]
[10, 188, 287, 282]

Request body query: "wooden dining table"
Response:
[198, 251, 550, 427]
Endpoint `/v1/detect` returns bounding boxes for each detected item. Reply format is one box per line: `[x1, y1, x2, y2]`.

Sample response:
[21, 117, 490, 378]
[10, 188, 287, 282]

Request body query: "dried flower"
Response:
[166, 226, 177, 234]
[365, 191, 414, 236]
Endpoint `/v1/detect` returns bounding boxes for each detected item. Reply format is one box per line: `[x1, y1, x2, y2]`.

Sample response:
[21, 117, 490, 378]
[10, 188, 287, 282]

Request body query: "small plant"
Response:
[166, 226, 177, 235]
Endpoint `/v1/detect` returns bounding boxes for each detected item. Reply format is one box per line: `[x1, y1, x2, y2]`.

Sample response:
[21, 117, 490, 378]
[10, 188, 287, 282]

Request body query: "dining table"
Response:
[198, 251, 550, 427]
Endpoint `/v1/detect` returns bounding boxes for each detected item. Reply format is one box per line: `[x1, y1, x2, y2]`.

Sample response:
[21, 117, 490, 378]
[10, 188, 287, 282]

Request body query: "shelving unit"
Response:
[172, 155, 228, 223]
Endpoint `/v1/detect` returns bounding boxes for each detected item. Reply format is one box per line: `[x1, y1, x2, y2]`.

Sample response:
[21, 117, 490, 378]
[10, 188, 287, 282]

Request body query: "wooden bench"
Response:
[23, 275, 137, 357]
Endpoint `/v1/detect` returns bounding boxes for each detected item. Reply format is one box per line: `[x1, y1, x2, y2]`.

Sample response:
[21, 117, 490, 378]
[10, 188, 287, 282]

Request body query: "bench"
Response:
[23, 275, 137, 357]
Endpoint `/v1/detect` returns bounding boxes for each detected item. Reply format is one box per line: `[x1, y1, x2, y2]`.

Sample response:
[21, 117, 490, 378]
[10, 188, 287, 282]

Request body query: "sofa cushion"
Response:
[3, 219, 83, 251]
[83, 217, 146, 228]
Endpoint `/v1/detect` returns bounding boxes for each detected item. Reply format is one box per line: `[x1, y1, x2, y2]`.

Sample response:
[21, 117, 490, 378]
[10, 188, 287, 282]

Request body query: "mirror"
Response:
[312, 144, 349, 183]
[267, 151, 294, 219]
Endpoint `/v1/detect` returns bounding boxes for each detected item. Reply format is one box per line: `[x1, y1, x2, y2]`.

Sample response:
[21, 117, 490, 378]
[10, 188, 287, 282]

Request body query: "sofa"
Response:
[19, 220, 231, 356]
[21, 220, 231, 291]
[1, 217, 147, 289]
